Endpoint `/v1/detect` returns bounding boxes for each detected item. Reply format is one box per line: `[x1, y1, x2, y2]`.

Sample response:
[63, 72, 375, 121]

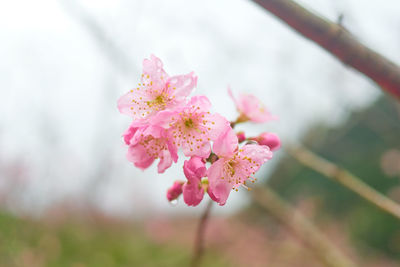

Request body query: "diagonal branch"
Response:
[288, 144, 400, 221]
[252, 0, 400, 100]
[60, 0, 135, 75]
[253, 186, 357, 267]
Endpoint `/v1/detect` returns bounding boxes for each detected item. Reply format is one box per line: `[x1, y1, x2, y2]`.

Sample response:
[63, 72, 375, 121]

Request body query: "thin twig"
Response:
[253, 186, 357, 267]
[191, 200, 213, 267]
[60, 0, 136, 75]
[287, 144, 400, 220]
[252, 0, 400, 100]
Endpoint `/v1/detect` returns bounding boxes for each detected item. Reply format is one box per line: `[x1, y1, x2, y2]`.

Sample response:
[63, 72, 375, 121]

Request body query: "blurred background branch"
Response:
[253, 186, 357, 267]
[252, 0, 400, 100]
[58, 0, 142, 207]
[60, 0, 136, 75]
[288, 144, 400, 220]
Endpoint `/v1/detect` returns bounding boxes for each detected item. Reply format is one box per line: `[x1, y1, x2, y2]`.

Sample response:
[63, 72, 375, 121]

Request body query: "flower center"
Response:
[155, 95, 165, 105]
[145, 93, 168, 112]
[184, 118, 194, 128]
[139, 135, 166, 158]
[227, 160, 236, 177]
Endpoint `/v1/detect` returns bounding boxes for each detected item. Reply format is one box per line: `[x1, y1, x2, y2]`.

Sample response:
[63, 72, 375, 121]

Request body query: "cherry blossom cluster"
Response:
[118, 55, 280, 206]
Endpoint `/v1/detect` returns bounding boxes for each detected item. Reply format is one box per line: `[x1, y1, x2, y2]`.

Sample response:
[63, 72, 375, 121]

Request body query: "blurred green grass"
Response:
[0, 212, 229, 267]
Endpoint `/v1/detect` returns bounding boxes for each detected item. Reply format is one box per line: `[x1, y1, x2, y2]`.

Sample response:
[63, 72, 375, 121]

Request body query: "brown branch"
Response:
[252, 0, 400, 100]
[288, 144, 400, 220]
[253, 186, 357, 267]
[191, 200, 213, 267]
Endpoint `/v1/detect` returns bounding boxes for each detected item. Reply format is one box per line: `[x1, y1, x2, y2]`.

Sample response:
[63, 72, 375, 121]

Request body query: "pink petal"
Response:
[207, 186, 219, 203]
[238, 94, 276, 123]
[182, 157, 206, 206]
[117, 91, 146, 118]
[142, 54, 168, 90]
[142, 125, 163, 139]
[125, 125, 179, 173]
[241, 144, 273, 166]
[238, 94, 258, 115]
[122, 125, 138, 145]
[203, 113, 230, 140]
[166, 135, 179, 163]
[134, 157, 155, 170]
[181, 141, 211, 158]
[157, 150, 173, 173]
[128, 127, 146, 146]
[212, 127, 238, 157]
[183, 182, 204, 206]
[207, 159, 232, 206]
[150, 110, 177, 128]
[167, 72, 197, 100]
[228, 87, 276, 123]
[183, 157, 207, 182]
[127, 145, 155, 170]
[187, 95, 211, 113]
[117, 88, 160, 121]
[128, 119, 150, 128]
[227, 87, 241, 110]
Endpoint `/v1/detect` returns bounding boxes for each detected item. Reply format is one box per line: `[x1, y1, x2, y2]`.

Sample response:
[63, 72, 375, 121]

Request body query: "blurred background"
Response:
[1, 0, 400, 266]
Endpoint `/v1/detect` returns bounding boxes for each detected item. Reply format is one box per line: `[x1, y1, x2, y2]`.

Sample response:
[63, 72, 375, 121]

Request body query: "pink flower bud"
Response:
[236, 131, 246, 143]
[166, 181, 184, 201]
[182, 157, 207, 206]
[251, 132, 281, 151]
[122, 125, 138, 145]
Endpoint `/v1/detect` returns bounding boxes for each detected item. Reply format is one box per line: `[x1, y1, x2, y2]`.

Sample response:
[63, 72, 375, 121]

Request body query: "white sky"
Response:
[0, 0, 399, 218]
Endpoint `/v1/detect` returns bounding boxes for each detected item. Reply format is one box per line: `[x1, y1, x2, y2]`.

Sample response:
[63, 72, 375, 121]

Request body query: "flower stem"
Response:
[288, 143, 400, 221]
[230, 114, 249, 128]
[190, 199, 213, 267]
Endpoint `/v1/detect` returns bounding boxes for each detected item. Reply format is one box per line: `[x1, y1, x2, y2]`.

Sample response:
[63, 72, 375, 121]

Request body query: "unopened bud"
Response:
[251, 132, 281, 151]
[236, 131, 246, 143]
[166, 181, 184, 201]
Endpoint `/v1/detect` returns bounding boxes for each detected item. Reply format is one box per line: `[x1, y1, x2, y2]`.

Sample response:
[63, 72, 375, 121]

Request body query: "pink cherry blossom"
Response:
[208, 128, 273, 205]
[117, 55, 281, 208]
[151, 96, 230, 158]
[118, 55, 197, 123]
[124, 124, 178, 173]
[167, 181, 184, 201]
[182, 157, 207, 206]
[250, 132, 281, 151]
[228, 87, 276, 123]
